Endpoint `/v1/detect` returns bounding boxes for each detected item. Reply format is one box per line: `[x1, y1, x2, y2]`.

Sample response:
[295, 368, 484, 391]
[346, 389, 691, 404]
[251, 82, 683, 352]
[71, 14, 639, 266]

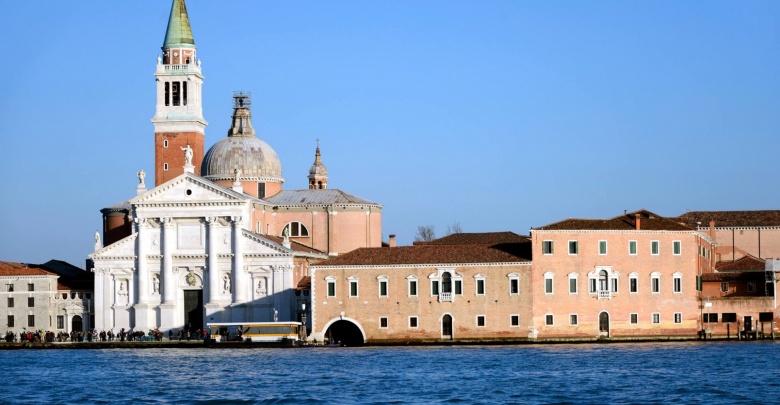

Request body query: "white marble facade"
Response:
[90, 173, 295, 333]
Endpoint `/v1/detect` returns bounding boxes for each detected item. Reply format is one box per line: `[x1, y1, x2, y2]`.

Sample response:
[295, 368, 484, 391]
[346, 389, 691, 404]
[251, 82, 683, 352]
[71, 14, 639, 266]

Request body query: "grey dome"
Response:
[201, 136, 283, 181]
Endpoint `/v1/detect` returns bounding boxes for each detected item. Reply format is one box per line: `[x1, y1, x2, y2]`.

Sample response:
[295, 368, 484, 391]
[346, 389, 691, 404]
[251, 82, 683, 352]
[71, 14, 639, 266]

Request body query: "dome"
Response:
[201, 136, 283, 181]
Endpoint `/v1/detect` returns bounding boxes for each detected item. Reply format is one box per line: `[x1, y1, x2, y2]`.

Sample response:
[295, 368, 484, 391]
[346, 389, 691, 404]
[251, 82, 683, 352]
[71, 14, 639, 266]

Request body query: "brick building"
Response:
[676, 210, 780, 262]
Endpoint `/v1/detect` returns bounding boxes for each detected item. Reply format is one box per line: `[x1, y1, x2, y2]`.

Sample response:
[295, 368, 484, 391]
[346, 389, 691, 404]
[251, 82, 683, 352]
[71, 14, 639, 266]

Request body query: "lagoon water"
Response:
[3, 341, 779, 404]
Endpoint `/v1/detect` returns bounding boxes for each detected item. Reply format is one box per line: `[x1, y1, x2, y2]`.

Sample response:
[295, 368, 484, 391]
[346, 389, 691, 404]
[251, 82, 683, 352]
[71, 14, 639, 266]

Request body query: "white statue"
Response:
[224, 275, 231, 293]
[234, 167, 241, 183]
[157, 55, 162, 65]
[94, 231, 101, 246]
[137, 169, 146, 186]
[153, 275, 160, 294]
[181, 144, 194, 166]
[119, 280, 126, 291]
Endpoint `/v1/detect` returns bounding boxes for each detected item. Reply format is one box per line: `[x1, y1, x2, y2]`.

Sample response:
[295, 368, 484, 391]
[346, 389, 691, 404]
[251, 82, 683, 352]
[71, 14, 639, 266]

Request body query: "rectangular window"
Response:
[545, 314, 554, 326]
[510, 279, 519, 294]
[476, 315, 486, 327]
[569, 278, 577, 294]
[431, 280, 439, 295]
[611, 278, 618, 293]
[674, 277, 682, 293]
[651, 241, 659, 255]
[28, 283, 34, 292]
[28, 315, 34, 328]
[7, 297, 13, 308]
[568, 241, 578, 255]
[570, 314, 578, 325]
[720, 282, 729, 293]
[545, 278, 553, 294]
[57, 315, 65, 329]
[327, 281, 336, 297]
[6, 284, 13, 292]
[349, 281, 358, 297]
[28, 297, 34, 307]
[409, 317, 418, 328]
[703, 313, 718, 323]
[379, 317, 388, 328]
[629, 240, 637, 255]
[652, 313, 660, 324]
[673, 241, 681, 255]
[674, 313, 682, 324]
[630, 313, 638, 324]
[542, 240, 554, 255]
[630, 277, 638, 293]
[454, 280, 462, 295]
[589, 278, 596, 294]
[721, 313, 736, 323]
[599, 240, 607, 255]
[409, 280, 418, 296]
[510, 315, 519, 327]
[182, 81, 188, 106]
[164, 82, 170, 106]
[747, 282, 756, 292]
[476, 279, 485, 295]
[257, 183, 266, 199]
[652, 277, 660, 293]
[379, 280, 388, 297]
[172, 81, 181, 106]
[7, 315, 14, 328]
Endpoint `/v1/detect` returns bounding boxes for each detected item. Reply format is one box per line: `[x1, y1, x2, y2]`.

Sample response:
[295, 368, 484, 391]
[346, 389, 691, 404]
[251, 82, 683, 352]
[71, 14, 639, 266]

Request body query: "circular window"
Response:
[186, 189, 192, 196]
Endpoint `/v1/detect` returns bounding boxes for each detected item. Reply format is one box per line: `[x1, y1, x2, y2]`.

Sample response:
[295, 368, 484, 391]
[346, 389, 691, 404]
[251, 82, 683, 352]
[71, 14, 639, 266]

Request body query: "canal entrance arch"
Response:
[323, 318, 366, 346]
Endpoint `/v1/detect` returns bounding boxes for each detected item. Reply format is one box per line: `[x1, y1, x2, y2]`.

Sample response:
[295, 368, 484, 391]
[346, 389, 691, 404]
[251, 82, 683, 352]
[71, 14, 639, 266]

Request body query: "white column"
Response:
[232, 216, 246, 304]
[136, 218, 149, 303]
[93, 269, 105, 331]
[162, 218, 175, 304]
[207, 217, 220, 304]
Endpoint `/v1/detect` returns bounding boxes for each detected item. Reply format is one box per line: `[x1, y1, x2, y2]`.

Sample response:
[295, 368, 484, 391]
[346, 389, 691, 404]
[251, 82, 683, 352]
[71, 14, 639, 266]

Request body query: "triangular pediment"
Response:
[89, 233, 138, 260]
[242, 230, 294, 256]
[131, 173, 248, 206]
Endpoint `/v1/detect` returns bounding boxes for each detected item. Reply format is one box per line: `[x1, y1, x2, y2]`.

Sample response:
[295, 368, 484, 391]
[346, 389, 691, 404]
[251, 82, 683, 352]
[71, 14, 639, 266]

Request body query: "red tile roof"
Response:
[701, 271, 766, 282]
[297, 276, 311, 290]
[263, 235, 326, 255]
[676, 210, 780, 228]
[319, 244, 530, 266]
[420, 232, 530, 245]
[716, 256, 766, 272]
[0, 261, 55, 276]
[535, 210, 692, 231]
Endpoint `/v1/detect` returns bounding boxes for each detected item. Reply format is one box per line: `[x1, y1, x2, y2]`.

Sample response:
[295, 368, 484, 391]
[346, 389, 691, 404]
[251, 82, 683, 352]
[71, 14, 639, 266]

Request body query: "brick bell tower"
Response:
[152, 0, 207, 186]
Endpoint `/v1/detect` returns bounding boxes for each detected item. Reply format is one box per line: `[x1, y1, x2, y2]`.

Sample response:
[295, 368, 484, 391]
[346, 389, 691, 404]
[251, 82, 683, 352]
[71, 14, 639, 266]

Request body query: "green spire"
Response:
[162, 0, 195, 49]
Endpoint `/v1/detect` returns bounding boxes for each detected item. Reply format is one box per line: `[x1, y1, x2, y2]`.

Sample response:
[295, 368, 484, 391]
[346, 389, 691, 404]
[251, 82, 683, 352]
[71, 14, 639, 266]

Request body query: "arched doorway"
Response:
[324, 320, 364, 346]
[442, 314, 453, 340]
[72, 315, 83, 332]
[599, 312, 609, 337]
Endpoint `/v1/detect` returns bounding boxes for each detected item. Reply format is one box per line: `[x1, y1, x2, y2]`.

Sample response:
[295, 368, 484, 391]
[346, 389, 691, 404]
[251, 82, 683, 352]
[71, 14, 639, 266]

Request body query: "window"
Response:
[599, 240, 607, 255]
[570, 314, 578, 325]
[163, 140, 169, 148]
[544, 272, 554, 294]
[476, 315, 486, 327]
[510, 315, 520, 327]
[454, 280, 462, 295]
[326, 277, 336, 297]
[7, 297, 13, 308]
[545, 314, 554, 326]
[57, 315, 64, 329]
[257, 183, 266, 199]
[651, 241, 659, 255]
[7, 315, 13, 328]
[629, 240, 637, 255]
[164, 82, 170, 106]
[408, 277, 418, 297]
[282, 222, 309, 237]
[163, 163, 169, 171]
[629, 274, 638, 293]
[720, 282, 729, 293]
[379, 317, 388, 328]
[630, 313, 638, 324]
[409, 317, 418, 328]
[673, 241, 681, 255]
[747, 282, 756, 293]
[673, 274, 682, 293]
[542, 240, 554, 255]
[652, 313, 660, 324]
[28, 297, 34, 307]
[703, 313, 718, 323]
[610, 278, 618, 293]
[379, 280, 388, 297]
[28, 315, 34, 328]
[7, 284, 13, 292]
[589, 278, 597, 294]
[431, 280, 439, 295]
[509, 278, 519, 294]
[172, 81, 180, 106]
[569, 273, 578, 294]
[721, 313, 737, 323]
[28, 283, 34, 292]
[568, 240, 578, 255]
[674, 313, 682, 324]
[476, 278, 485, 296]
[651, 272, 660, 293]
[349, 279, 358, 297]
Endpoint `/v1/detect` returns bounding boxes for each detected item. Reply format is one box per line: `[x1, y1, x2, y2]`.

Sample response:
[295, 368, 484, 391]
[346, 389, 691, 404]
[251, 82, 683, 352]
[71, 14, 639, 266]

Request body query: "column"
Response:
[207, 217, 220, 304]
[134, 218, 151, 330]
[93, 269, 104, 331]
[231, 216, 246, 322]
[160, 218, 176, 331]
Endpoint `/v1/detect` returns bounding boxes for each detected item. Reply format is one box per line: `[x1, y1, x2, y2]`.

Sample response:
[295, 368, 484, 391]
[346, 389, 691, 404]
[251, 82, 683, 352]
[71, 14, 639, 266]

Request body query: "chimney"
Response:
[389, 234, 397, 248]
[709, 219, 716, 239]
[635, 213, 641, 230]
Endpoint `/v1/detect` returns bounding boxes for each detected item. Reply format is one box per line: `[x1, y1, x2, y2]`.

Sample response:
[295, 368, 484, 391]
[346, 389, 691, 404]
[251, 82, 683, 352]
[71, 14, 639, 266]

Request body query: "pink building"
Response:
[530, 210, 716, 338]
[676, 210, 780, 262]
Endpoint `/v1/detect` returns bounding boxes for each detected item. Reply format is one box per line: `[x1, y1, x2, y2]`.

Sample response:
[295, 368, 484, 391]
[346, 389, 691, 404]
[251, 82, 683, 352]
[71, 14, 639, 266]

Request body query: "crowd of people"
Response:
[2, 328, 209, 343]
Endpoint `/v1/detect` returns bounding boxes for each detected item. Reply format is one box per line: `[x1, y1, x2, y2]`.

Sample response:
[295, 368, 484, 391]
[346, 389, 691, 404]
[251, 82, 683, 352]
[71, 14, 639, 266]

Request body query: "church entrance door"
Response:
[72, 315, 83, 332]
[183, 290, 204, 333]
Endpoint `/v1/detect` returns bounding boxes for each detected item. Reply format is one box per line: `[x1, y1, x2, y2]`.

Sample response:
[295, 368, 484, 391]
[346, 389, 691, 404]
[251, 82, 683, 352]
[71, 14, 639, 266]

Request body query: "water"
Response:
[2, 341, 779, 404]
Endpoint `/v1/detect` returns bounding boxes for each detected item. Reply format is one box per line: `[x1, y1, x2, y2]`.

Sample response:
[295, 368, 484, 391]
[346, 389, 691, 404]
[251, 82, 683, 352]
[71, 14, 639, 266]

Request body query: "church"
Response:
[89, 0, 382, 335]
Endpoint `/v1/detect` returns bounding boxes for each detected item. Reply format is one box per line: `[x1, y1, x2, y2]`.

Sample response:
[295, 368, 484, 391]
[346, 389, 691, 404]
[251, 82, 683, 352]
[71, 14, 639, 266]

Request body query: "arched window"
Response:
[282, 222, 309, 237]
[599, 270, 609, 292]
[441, 272, 452, 293]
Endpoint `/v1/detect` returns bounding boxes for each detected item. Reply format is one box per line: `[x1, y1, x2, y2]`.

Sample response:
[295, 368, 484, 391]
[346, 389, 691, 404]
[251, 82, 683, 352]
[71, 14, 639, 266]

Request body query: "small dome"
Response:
[309, 146, 328, 177]
[201, 136, 283, 181]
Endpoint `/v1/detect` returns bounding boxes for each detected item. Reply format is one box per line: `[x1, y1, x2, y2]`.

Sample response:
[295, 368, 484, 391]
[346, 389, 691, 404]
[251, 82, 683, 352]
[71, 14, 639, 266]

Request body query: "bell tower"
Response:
[152, 0, 207, 186]
[308, 141, 328, 190]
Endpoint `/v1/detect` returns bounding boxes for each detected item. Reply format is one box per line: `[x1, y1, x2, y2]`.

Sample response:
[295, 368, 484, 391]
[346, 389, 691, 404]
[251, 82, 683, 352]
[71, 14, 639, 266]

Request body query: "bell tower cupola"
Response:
[308, 141, 328, 190]
[152, 0, 207, 186]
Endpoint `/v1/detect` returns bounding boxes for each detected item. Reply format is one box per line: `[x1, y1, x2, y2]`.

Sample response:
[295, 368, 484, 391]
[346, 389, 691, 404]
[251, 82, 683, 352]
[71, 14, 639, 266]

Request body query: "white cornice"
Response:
[311, 261, 532, 270]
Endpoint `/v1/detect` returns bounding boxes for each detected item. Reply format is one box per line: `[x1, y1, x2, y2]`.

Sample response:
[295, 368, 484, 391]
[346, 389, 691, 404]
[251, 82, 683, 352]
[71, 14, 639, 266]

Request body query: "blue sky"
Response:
[0, 1, 778, 267]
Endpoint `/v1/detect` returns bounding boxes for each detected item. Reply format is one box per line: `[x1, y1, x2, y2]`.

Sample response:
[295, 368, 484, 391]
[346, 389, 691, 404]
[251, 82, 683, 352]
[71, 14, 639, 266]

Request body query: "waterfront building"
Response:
[529, 210, 716, 338]
[89, 0, 380, 334]
[675, 210, 780, 262]
[1, 260, 93, 335]
[309, 232, 532, 345]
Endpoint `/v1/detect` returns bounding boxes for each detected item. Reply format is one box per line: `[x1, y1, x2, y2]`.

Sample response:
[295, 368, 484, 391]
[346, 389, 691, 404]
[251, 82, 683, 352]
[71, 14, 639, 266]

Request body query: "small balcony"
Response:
[439, 292, 453, 302]
[597, 290, 611, 300]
